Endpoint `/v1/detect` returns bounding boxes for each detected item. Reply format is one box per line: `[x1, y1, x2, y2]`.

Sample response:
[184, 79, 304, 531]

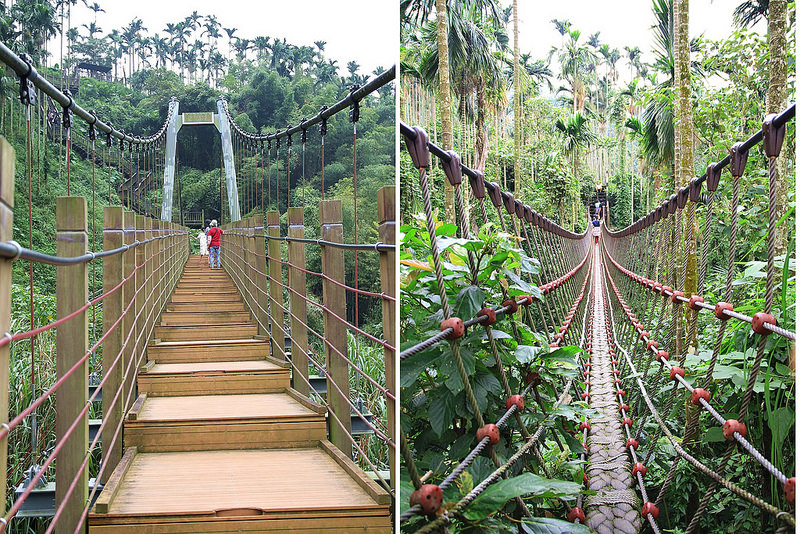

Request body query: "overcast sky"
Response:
[516, 0, 766, 82]
[62, 0, 398, 76]
[60, 0, 763, 81]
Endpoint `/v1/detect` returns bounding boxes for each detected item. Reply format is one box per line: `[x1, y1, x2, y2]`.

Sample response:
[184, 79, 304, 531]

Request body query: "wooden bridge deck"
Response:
[88, 255, 391, 533]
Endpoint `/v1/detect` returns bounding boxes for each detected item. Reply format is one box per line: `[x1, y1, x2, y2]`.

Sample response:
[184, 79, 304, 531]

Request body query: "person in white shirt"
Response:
[194, 228, 208, 255]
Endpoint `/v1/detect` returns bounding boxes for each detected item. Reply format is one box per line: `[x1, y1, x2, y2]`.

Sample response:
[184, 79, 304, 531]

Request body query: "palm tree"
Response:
[151, 33, 170, 69]
[403, 0, 503, 223]
[107, 28, 123, 78]
[733, 0, 768, 27]
[553, 29, 596, 113]
[253, 36, 270, 63]
[223, 26, 236, 60]
[122, 17, 146, 78]
[555, 112, 597, 228]
[82, 21, 101, 39]
[623, 45, 641, 81]
[87, 2, 104, 24]
[766, 0, 789, 254]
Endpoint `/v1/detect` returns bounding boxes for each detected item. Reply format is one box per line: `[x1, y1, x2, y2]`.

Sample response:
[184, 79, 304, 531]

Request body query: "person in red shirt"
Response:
[207, 220, 223, 269]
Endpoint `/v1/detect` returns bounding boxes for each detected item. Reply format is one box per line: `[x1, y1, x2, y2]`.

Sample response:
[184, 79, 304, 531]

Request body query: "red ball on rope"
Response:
[785, 477, 795, 505]
[691, 388, 710, 405]
[476, 423, 500, 445]
[477, 307, 496, 326]
[641, 502, 659, 519]
[505, 395, 524, 412]
[567, 507, 586, 523]
[410, 484, 443, 516]
[632, 462, 647, 477]
[440, 317, 464, 339]
[723, 419, 747, 440]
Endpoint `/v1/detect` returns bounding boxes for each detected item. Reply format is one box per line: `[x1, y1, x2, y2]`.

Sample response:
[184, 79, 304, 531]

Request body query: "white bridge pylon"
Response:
[160, 98, 242, 223]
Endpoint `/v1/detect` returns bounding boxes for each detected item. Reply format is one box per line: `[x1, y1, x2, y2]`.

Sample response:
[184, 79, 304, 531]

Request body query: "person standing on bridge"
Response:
[207, 220, 223, 269]
[194, 227, 208, 256]
[592, 216, 601, 244]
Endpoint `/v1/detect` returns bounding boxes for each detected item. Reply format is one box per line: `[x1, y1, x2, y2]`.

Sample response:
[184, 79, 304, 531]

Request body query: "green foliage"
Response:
[401, 213, 588, 531]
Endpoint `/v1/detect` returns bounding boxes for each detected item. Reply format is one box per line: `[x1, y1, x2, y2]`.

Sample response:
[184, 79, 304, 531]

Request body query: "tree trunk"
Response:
[513, 0, 521, 196]
[675, 0, 700, 520]
[435, 0, 455, 224]
[768, 0, 789, 256]
[474, 82, 489, 173]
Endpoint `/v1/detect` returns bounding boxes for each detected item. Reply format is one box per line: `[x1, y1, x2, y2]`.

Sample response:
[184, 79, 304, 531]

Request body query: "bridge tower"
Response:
[160, 98, 242, 223]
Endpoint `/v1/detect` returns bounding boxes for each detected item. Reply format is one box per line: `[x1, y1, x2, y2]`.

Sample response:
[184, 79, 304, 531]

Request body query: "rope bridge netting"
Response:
[0, 40, 190, 533]
[399, 103, 795, 533]
[217, 67, 397, 494]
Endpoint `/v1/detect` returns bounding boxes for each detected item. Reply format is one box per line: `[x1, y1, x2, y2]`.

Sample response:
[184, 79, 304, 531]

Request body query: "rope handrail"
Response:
[220, 66, 396, 143]
[400, 120, 589, 240]
[0, 40, 175, 146]
[601, 246, 791, 487]
[402, 235, 593, 526]
[601, 254, 795, 527]
[0, 231, 186, 266]
[602, 235, 796, 340]
[605, 103, 795, 238]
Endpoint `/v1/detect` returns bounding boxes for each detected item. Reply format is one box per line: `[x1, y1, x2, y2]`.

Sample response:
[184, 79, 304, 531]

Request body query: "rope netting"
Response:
[217, 66, 397, 493]
[0, 41, 190, 532]
[400, 104, 795, 533]
[600, 105, 795, 532]
[400, 121, 596, 531]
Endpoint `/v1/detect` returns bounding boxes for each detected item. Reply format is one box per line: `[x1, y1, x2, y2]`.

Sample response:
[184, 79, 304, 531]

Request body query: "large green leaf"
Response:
[455, 286, 486, 320]
[768, 406, 794, 449]
[400, 345, 444, 388]
[515, 345, 541, 364]
[429, 387, 455, 438]
[463, 473, 582, 520]
[521, 517, 591, 533]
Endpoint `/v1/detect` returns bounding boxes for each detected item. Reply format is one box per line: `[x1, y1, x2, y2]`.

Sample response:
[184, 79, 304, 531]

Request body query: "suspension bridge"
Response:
[400, 102, 795, 533]
[0, 41, 395, 533]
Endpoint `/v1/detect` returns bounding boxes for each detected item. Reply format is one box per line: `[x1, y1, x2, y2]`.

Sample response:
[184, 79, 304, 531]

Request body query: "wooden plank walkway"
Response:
[89, 255, 391, 533]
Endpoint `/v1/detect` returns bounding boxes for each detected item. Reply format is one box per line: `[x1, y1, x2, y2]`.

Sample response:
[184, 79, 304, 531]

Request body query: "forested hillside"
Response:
[0, 4, 394, 529]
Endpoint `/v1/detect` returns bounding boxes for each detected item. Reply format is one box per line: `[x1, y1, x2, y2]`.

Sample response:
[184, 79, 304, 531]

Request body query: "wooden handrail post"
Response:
[101, 206, 124, 482]
[121, 210, 135, 411]
[134, 215, 146, 370]
[151, 220, 162, 323]
[143, 218, 152, 340]
[377, 186, 396, 489]
[320, 200, 351, 457]
[55, 196, 88, 534]
[0, 137, 13, 516]
[287, 207, 309, 396]
[266, 211, 285, 361]
[251, 215, 269, 337]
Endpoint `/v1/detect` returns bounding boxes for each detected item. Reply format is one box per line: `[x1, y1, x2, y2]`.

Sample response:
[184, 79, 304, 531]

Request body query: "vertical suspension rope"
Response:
[287, 132, 292, 210]
[301, 125, 307, 211]
[63, 95, 72, 196]
[320, 108, 328, 200]
[267, 139, 272, 210]
[23, 80, 37, 455]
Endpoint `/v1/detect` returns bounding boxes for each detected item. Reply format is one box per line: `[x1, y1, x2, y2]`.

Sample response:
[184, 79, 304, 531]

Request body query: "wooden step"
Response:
[125, 391, 326, 452]
[138, 359, 290, 396]
[147, 339, 268, 363]
[170, 291, 241, 303]
[158, 310, 253, 327]
[154, 323, 258, 342]
[89, 443, 391, 533]
[166, 301, 246, 313]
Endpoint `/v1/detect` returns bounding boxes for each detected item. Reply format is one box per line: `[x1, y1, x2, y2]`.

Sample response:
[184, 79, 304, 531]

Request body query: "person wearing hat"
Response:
[207, 220, 223, 269]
